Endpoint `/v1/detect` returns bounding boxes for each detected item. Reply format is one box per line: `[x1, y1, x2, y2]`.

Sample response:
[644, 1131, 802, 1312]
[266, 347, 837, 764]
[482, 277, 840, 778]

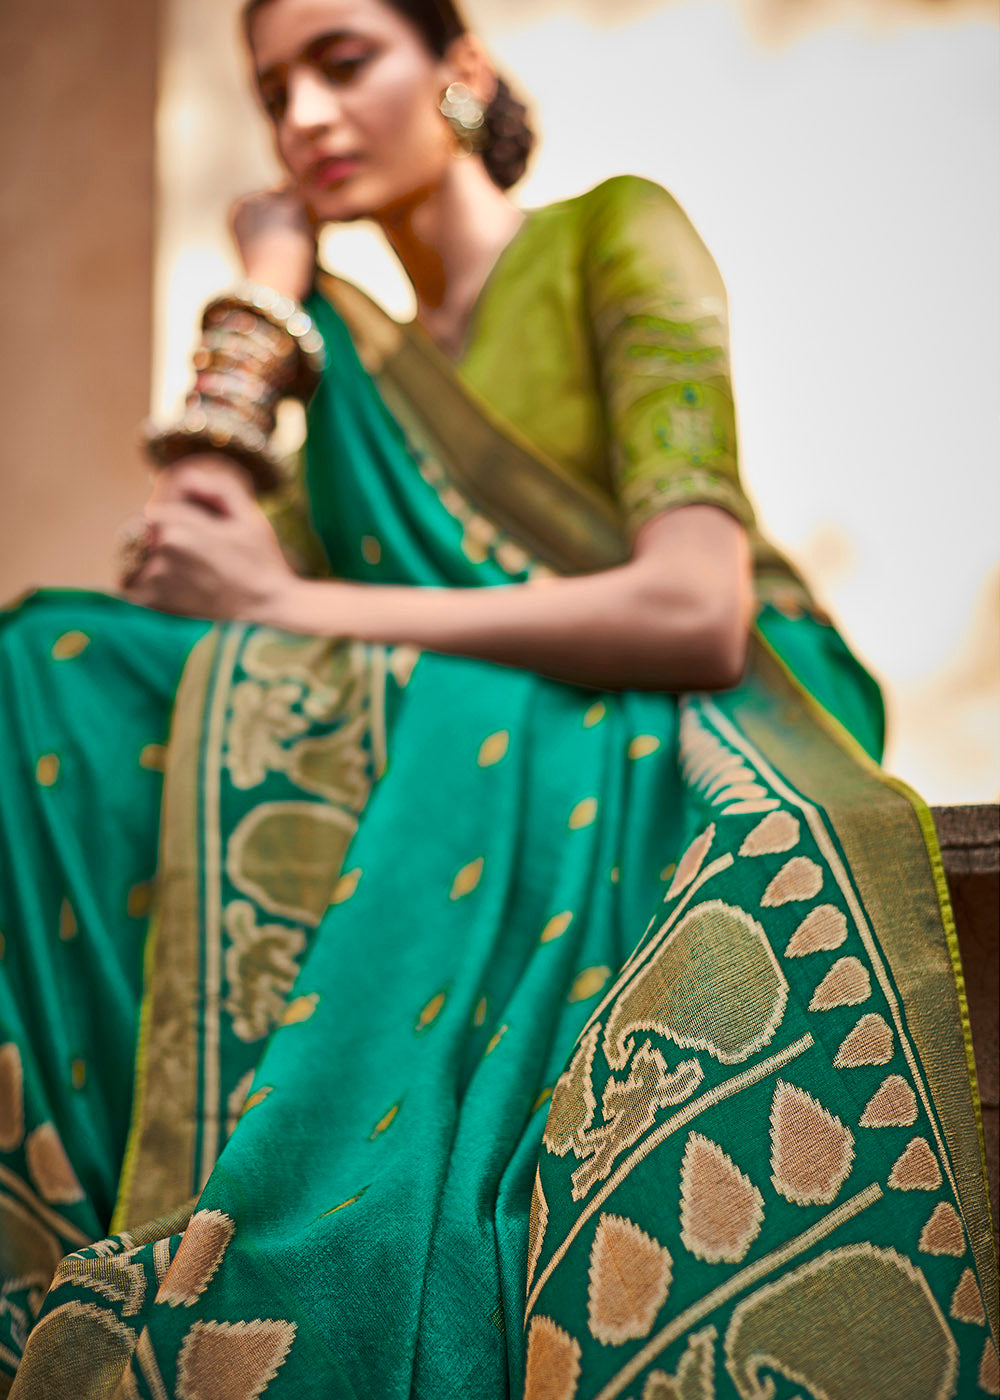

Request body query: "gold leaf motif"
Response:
[918, 1201, 965, 1257]
[979, 1338, 999, 1395]
[332, 868, 362, 904]
[949, 1267, 985, 1325]
[52, 1249, 147, 1316]
[887, 1137, 942, 1191]
[784, 905, 847, 958]
[478, 731, 509, 767]
[587, 1212, 673, 1345]
[761, 857, 823, 907]
[541, 911, 573, 944]
[526, 1168, 548, 1294]
[524, 1315, 581, 1400]
[176, 1317, 297, 1400]
[666, 826, 715, 900]
[583, 701, 606, 728]
[224, 902, 306, 1043]
[833, 1013, 894, 1068]
[156, 1210, 236, 1308]
[51, 630, 90, 660]
[628, 735, 661, 760]
[280, 994, 319, 1027]
[139, 743, 167, 772]
[640, 1328, 716, 1398]
[568, 966, 611, 1003]
[450, 856, 484, 900]
[415, 989, 447, 1033]
[739, 810, 800, 857]
[0, 1042, 25, 1151]
[679, 1133, 763, 1263]
[36, 754, 60, 787]
[769, 1080, 855, 1205]
[26, 1122, 85, 1204]
[808, 956, 871, 1011]
[568, 798, 598, 830]
[859, 1074, 918, 1128]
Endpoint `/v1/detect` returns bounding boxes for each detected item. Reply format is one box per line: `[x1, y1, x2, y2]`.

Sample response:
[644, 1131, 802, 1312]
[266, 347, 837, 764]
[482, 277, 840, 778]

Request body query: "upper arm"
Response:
[581, 176, 757, 547]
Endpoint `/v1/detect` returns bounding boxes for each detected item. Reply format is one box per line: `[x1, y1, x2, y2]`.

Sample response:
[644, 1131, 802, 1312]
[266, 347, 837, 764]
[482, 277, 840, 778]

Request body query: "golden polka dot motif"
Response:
[332, 868, 362, 904]
[415, 989, 447, 1033]
[450, 857, 484, 900]
[127, 883, 153, 919]
[35, 754, 60, 787]
[477, 731, 509, 767]
[568, 966, 611, 1002]
[472, 996, 488, 1028]
[568, 798, 598, 830]
[484, 1024, 509, 1056]
[361, 535, 382, 566]
[660, 863, 676, 882]
[368, 1101, 400, 1140]
[319, 1187, 369, 1219]
[59, 900, 77, 942]
[51, 631, 90, 660]
[242, 1087, 272, 1116]
[281, 995, 319, 1027]
[628, 735, 661, 760]
[139, 744, 167, 772]
[540, 912, 573, 944]
[71, 1059, 86, 1091]
[583, 702, 606, 728]
[532, 1087, 553, 1113]
[610, 867, 621, 884]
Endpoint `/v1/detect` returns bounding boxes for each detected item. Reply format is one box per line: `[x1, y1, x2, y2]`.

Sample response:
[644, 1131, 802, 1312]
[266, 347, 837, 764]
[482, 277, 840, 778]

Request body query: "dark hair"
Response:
[243, 0, 534, 189]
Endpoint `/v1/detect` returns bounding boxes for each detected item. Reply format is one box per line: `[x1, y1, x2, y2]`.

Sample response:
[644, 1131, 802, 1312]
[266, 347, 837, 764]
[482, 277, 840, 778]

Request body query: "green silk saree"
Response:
[0, 176, 996, 1398]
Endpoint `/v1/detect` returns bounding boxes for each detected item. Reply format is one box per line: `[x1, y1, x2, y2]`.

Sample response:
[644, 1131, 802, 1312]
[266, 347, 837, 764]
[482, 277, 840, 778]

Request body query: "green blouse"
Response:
[455, 174, 756, 543]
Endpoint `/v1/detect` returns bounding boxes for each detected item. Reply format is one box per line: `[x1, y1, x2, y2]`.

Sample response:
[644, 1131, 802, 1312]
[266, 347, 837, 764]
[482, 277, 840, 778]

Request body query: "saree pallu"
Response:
[0, 279, 996, 1399]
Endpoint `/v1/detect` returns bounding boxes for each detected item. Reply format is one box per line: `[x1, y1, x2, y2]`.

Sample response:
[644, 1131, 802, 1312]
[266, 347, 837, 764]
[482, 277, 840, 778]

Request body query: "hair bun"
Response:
[482, 76, 534, 190]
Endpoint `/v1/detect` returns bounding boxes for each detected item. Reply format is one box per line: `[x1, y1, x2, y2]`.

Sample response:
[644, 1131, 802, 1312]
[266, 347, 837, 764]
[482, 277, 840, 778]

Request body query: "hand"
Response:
[122, 458, 299, 624]
[230, 187, 317, 301]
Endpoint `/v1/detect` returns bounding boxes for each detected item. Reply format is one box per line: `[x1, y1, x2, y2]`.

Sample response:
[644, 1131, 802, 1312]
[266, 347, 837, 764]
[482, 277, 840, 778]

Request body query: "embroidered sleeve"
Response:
[581, 175, 756, 540]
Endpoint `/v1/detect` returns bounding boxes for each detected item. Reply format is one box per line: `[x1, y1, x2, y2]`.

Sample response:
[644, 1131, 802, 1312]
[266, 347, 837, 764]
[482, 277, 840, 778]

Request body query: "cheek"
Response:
[357, 61, 451, 173]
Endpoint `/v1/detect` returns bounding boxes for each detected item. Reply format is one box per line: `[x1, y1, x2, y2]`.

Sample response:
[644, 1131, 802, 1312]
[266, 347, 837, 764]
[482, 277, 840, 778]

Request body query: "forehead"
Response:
[249, 0, 415, 70]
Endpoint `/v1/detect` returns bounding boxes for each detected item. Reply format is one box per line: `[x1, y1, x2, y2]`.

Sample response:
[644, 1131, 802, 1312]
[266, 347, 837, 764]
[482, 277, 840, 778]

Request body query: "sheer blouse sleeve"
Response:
[581, 175, 757, 541]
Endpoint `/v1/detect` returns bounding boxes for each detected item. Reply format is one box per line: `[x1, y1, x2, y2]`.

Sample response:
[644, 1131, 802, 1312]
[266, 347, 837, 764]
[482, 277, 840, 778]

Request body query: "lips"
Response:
[307, 154, 361, 187]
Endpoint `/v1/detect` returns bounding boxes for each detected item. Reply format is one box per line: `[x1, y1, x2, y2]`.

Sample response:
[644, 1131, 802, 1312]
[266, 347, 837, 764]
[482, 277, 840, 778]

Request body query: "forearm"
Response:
[258, 557, 750, 693]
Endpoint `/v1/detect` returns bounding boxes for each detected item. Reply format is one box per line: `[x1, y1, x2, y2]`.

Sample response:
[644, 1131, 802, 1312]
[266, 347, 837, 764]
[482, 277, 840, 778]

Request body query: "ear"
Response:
[441, 33, 498, 107]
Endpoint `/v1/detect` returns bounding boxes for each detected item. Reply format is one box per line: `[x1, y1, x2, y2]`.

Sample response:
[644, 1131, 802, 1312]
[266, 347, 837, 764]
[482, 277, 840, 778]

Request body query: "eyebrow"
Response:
[256, 29, 364, 87]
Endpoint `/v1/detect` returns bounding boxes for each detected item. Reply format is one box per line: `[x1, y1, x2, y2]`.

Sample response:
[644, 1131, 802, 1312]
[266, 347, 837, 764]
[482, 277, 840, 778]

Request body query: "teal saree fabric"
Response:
[1, 243, 996, 1396]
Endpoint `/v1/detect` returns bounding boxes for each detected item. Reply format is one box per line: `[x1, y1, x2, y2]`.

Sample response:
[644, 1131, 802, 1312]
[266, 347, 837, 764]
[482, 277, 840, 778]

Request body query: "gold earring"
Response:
[438, 81, 487, 154]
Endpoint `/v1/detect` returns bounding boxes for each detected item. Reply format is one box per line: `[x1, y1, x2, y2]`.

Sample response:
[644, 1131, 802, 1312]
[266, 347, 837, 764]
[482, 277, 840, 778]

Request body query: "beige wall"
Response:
[0, 0, 158, 596]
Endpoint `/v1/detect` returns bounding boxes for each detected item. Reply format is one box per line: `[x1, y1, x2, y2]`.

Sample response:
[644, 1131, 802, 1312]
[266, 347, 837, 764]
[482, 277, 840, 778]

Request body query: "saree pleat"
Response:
[1, 202, 996, 1395]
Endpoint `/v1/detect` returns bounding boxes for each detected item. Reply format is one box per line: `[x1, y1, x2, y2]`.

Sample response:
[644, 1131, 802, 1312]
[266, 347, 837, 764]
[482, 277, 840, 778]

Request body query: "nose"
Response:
[284, 65, 341, 138]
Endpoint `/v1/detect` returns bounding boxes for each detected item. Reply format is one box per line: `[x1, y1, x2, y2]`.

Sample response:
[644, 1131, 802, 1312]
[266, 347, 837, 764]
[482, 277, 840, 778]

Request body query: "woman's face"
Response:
[249, 0, 458, 224]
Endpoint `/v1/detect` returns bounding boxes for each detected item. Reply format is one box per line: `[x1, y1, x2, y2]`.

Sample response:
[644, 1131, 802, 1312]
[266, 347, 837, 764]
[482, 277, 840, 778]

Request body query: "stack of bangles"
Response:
[140, 280, 327, 494]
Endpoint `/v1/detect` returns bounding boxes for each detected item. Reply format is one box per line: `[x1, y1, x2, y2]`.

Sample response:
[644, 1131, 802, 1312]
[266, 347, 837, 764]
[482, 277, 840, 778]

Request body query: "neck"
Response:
[375, 159, 525, 357]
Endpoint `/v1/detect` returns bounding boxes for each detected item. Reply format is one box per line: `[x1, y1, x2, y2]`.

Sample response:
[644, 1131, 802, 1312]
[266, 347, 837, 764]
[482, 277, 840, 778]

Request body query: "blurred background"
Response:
[1, 0, 997, 803]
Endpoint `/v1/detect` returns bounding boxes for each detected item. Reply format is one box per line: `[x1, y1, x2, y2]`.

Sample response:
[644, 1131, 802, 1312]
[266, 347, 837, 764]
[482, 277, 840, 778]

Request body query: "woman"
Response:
[1, 0, 995, 1394]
